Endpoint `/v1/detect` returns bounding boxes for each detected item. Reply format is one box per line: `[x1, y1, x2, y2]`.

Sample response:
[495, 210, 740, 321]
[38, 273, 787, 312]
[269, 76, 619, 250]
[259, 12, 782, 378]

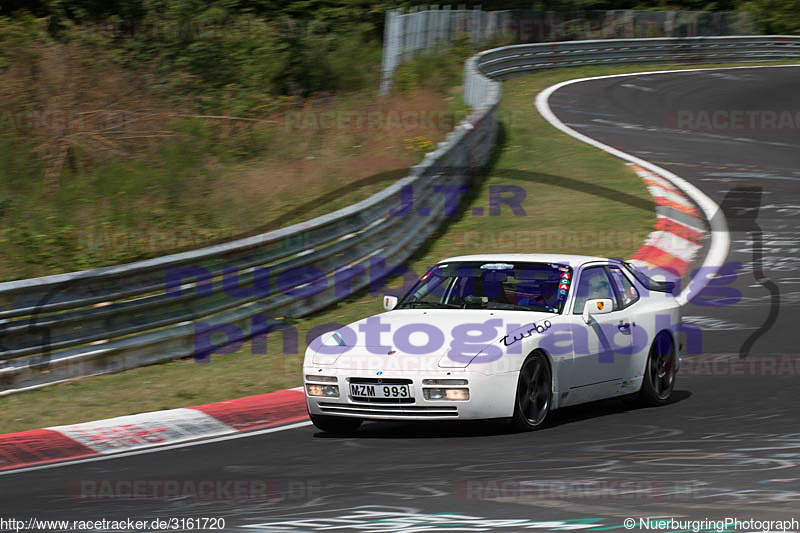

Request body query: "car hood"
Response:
[309, 309, 559, 371]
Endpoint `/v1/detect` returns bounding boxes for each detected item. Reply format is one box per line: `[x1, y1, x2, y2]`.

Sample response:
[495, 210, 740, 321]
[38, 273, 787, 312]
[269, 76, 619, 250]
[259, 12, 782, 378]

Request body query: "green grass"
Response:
[3, 60, 797, 433]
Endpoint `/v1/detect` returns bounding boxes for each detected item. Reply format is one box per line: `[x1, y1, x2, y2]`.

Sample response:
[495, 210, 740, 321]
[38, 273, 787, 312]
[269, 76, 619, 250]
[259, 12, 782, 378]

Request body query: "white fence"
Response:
[381, 7, 755, 93]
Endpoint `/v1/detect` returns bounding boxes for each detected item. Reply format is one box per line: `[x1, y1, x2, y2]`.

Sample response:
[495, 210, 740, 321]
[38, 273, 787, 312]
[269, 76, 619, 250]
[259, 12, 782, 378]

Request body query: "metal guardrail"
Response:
[1, 35, 798, 393]
[474, 36, 800, 80]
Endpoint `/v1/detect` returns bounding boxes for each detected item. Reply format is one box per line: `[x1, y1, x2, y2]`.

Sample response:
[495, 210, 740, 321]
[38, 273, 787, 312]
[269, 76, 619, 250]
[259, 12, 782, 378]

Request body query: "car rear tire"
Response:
[639, 332, 676, 406]
[511, 351, 552, 431]
[309, 414, 363, 434]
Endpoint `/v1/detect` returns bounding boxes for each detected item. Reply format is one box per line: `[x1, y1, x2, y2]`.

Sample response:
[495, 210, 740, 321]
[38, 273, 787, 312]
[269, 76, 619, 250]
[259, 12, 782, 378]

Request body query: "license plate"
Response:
[350, 383, 411, 399]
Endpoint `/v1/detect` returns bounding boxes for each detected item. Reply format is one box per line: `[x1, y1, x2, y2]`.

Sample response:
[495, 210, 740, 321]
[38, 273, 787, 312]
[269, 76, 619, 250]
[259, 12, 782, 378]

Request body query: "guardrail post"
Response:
[471, 6, 482, 43]
[380, 8, 403, 95]
[442, 4, 451, 42]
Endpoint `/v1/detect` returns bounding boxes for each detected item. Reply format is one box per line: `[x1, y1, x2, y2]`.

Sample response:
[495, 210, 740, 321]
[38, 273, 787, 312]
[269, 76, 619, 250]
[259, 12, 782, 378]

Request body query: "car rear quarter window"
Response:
[608, 266, 640, 308]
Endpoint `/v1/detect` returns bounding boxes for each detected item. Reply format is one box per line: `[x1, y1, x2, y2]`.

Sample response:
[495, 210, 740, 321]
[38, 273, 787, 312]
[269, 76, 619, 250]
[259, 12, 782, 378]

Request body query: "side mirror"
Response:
[582, 298, 613, 324]
[383, 295, 399, 311]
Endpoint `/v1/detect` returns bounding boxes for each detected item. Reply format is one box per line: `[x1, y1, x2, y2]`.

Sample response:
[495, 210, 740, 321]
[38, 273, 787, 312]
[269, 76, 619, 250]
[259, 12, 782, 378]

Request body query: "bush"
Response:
[391, 34, 475, 95]
[64, 9, 383, 114]
[0, 12, 44, 69]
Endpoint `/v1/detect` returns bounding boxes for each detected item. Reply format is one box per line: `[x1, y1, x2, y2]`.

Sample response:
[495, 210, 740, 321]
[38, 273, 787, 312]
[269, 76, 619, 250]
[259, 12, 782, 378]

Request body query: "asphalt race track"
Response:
[3, 66, 799, 532]
[548, 65, 800, 358]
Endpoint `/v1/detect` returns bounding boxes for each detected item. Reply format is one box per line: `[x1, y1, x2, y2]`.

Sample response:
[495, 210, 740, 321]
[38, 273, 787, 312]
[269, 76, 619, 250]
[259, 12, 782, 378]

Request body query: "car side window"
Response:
[573, 266, 618, 315]
[608, 266, 639, 308]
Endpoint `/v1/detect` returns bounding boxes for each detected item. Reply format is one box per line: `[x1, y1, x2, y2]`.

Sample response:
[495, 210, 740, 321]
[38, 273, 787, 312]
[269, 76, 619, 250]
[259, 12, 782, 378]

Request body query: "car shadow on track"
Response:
[312, 389, 692, 439]
[550, 389, 691, 427]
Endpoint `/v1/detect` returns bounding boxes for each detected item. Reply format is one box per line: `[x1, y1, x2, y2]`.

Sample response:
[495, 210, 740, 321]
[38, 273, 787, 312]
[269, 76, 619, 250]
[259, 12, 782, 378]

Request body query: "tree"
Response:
[742, 0, 800, 34]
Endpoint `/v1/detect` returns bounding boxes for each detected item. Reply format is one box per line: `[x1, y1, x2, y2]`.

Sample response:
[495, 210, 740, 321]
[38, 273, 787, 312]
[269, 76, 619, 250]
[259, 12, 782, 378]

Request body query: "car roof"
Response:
[437, 253, 614, 267]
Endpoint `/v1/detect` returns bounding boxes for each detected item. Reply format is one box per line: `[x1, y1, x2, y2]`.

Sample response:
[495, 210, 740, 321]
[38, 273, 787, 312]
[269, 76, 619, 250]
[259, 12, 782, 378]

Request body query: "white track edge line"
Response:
[532, 65, 800, 305]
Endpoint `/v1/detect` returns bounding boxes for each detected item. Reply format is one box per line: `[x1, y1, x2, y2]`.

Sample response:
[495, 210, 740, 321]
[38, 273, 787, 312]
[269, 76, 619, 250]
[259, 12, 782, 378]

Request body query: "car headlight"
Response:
[423, 387, 469, 401]
[306, 384, 340, 397]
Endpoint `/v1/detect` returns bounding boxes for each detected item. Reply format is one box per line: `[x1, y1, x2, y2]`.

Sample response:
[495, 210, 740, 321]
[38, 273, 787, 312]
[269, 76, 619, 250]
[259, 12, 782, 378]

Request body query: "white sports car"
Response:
[304, 254, 681, 433]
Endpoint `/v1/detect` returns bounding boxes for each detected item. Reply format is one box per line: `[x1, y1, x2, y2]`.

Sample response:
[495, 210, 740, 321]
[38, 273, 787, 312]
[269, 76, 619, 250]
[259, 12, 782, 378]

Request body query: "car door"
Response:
[605, 265, 645, 382]
[567, 264, 633, 393]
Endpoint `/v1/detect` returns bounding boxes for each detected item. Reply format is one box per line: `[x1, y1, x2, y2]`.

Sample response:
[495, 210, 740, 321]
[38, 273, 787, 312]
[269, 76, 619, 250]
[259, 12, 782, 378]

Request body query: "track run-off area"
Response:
[2, 65, 799, 532]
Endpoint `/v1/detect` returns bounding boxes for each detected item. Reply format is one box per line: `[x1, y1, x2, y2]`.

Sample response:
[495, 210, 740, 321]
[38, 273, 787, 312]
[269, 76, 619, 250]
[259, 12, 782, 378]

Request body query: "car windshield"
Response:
[397, 261, 573, 313]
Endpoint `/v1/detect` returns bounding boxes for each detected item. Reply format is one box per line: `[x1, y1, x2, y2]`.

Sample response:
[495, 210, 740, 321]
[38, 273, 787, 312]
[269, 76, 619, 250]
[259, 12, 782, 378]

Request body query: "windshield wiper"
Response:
[399, 301, 461, 309]
[464, 300, 549, 312]
[485, 302, 535, 311]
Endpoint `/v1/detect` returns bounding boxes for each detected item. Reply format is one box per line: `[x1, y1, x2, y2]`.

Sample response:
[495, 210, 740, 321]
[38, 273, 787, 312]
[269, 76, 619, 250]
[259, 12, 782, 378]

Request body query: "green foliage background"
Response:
[0, 0, 796, 116]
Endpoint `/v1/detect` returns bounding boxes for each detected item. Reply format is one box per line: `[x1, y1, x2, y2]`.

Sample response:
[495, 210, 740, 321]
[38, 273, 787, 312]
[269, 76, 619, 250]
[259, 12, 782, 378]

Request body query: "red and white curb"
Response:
[628, 163, 706, 279]
[0, 388, 308, 473]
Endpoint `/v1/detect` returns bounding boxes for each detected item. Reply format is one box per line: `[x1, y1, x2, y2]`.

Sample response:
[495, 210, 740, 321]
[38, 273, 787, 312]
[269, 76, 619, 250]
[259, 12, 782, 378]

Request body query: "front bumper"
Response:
[303, 368, 517, 421]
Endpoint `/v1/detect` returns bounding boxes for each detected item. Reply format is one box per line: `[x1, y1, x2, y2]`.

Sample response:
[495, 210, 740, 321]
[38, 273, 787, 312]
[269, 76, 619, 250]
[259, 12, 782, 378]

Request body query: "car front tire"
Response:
[309, 413, 363, 434]
[511, 351, 553, 431]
